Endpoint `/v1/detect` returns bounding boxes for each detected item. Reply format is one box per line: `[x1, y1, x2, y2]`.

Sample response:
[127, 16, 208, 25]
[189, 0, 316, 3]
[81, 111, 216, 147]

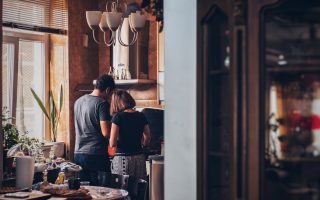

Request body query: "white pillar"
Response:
[164, 0, 197, 199]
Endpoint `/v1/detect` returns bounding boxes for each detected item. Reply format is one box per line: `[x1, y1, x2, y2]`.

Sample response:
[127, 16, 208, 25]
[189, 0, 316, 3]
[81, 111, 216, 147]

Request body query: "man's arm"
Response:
[99, 100, 111, 138]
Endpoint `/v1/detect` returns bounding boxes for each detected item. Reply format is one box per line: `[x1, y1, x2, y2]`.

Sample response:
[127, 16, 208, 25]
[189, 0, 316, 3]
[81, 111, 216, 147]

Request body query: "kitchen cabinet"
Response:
[198, 0, 320, 200]
[247, 0, 320, 199]
[198, 1, 238, 199]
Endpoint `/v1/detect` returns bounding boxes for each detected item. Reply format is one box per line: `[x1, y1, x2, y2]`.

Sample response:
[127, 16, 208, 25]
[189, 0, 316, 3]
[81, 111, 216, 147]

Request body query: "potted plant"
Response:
[30, 85, 65, 157]
[2, 108, 19, 150]
[2, 107, 19, 177]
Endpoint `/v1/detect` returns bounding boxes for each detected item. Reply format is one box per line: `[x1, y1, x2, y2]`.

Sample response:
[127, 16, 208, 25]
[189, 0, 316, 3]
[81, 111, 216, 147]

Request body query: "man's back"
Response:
[74, 94, 111, 155]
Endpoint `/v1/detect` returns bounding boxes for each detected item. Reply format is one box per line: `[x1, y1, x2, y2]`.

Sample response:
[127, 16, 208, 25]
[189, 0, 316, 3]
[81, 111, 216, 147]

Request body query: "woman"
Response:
[109, 90, 151, 180]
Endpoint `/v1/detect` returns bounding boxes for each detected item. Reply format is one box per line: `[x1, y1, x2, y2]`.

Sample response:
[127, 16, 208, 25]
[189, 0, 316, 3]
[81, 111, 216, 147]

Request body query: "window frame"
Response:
[2, 29, 50, 139]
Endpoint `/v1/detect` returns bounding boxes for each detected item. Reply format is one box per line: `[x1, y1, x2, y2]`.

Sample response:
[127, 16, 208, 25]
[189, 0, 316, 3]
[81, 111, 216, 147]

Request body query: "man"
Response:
[74, 74, 115, 185]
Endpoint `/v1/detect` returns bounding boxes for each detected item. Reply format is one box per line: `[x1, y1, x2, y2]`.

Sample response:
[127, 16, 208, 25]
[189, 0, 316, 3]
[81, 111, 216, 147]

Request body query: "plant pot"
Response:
[42, 144, 53, 158]
[43, 141, 65, 158]
[34, 167, 60, 184]
[3, 149, 14, 178]
[52, 141, 65, 158]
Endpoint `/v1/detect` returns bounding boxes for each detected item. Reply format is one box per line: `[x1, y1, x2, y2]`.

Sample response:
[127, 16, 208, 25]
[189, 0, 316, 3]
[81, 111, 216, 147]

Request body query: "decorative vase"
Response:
[42, 143, 53, 158]
[43, 141, 65, 158]
[52, 141, 65, 158]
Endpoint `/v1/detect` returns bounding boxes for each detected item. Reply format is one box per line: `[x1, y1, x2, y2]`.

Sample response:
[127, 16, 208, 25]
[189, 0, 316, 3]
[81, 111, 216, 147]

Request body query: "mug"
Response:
[16, 156, 35, 189]
[68, 178, 80, 190]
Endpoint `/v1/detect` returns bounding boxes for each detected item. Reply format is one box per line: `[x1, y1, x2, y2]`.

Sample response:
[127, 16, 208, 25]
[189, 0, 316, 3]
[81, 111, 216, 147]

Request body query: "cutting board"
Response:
[0, 192, 51, 200]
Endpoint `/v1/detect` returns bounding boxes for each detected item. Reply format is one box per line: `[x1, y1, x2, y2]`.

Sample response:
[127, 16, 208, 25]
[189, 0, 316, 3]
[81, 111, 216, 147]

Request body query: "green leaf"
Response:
[59, 84, 63, 113]
[30, 88, 50, 120]
[49, 91, 57, 141]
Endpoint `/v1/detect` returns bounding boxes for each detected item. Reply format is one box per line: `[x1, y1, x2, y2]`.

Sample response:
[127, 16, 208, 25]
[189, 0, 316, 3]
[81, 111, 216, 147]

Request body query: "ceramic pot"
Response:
[42, 144, 53, 158]
[52, 141, 65, 158]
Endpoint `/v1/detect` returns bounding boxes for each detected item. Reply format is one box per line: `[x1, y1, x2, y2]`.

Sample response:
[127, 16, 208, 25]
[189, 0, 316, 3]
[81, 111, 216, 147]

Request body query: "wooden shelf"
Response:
[75, 79, 157, 92]
[208, 151, 229, 157]
[209, 67, 229, 76]
[266, 65, 320, 73]
[115, 79, 157, 85]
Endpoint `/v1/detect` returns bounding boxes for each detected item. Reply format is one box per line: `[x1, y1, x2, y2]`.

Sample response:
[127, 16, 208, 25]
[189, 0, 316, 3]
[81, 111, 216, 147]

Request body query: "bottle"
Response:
[107, 66, 113, 77]
[125, 66, 131, 80]
[40, 170, 49, 190]
[122, 68, 126, 80]
[55, 171, 65, 185]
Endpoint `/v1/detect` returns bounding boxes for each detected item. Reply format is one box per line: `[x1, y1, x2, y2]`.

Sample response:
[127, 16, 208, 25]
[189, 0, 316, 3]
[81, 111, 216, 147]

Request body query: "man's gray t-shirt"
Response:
[74, 94, 111, 155]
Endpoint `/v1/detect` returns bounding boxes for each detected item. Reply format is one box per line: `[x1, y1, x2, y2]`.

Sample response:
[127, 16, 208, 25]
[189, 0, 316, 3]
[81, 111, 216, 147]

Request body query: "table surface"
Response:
[0, 186, 128, 200]
[83, 186, 128, 200]
[46, 186, 128, 200]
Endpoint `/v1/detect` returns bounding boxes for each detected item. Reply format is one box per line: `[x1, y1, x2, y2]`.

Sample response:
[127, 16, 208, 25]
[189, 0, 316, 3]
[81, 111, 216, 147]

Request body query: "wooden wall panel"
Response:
[68, 0, 100, 160]
[67, 0, 161, 159]
[148, 21, 158, 81]
[97, 0, 160, 108]
[0, 0, 3, 183]
[49, 34, 69, 152]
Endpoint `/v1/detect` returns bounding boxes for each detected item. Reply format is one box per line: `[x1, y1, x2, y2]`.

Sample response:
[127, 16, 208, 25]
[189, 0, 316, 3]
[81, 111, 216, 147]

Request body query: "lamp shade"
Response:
[128, 11, 147, 31]
[86, 11, 102, 28]
[99, 12, 109, 31]
[106, 11, 122, 31]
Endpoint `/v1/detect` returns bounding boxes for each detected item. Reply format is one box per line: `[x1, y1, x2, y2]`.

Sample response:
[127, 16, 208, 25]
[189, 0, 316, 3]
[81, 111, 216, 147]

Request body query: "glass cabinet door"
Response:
[202, 5, 232, 200]
[262, 1, 320, 199]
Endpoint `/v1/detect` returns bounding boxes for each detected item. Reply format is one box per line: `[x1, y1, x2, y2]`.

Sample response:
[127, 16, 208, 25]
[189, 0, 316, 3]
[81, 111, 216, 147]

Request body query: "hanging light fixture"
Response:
[86, 0, 147, 46]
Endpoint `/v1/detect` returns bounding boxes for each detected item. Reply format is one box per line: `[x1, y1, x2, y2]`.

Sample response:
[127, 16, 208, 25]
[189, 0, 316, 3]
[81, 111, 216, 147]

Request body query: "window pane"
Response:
[2, 43, 14, 116]
[16, 40, 45, 139]
[2, 43, 13, 111]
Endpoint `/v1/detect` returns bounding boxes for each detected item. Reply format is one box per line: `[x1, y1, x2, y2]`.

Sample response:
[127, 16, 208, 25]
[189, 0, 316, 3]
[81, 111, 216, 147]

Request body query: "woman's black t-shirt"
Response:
[111, 111, 148, 154]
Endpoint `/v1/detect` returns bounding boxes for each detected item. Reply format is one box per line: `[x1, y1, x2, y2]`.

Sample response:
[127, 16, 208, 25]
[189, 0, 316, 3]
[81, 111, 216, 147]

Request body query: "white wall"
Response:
[164, 0, 197, 199]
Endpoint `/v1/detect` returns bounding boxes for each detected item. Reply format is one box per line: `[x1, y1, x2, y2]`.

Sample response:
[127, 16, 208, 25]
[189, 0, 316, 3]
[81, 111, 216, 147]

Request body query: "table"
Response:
[0, 187, 128, 200]
[83, 186, 128, 200]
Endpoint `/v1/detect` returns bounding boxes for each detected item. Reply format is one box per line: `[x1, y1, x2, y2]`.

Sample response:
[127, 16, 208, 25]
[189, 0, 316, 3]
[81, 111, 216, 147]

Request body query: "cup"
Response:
[98, 171, 109, 187]
[97, 188, 111, 197]
[80, 181, 90, 189]
[16, 156, 35, 189]
[68, 178, 80, 190]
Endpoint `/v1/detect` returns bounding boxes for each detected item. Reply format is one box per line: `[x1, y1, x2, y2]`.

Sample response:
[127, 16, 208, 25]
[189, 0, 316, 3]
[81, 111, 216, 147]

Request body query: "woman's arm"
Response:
[100, 120, 111, 138]
[109, 123, 119, 147]
[142, 124, 151, 147]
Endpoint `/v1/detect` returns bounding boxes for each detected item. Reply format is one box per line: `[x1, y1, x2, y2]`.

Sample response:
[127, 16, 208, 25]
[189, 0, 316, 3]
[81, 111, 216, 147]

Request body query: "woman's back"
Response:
[111, 111, 148, 154]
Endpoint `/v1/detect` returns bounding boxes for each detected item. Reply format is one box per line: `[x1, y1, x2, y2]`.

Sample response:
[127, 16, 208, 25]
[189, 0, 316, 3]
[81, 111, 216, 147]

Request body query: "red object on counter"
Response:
[108, 146, 116, 157]
[311, 115, 320, 129]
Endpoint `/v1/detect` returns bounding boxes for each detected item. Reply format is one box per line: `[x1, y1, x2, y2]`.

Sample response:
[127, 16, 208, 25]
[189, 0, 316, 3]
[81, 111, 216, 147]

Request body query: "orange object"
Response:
[108, 146, 116, 157]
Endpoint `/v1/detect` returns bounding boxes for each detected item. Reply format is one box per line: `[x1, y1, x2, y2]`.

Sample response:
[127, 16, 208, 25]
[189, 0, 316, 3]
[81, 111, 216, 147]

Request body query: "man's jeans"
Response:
[74, 154, 111, 186]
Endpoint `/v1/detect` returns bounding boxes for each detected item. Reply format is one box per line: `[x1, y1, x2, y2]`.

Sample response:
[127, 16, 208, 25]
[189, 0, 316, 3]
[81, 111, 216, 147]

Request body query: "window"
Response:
[2, 0, 68, 140]
[2, 30, 48, 139]
[3, 0, 68, 33]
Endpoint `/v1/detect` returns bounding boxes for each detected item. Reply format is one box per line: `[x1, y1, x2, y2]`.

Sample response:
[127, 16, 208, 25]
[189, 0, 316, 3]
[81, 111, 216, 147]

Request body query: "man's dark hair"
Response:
[94, 74, 115, 91]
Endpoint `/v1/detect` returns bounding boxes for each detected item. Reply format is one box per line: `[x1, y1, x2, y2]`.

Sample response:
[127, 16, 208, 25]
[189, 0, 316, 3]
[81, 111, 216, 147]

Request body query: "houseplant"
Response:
[2, 107, 44, 177]
[2, 107, 18, 177]
[30, 85, 64, 157]
[2, 107, 43, 155]
[2, 107, 19, 149]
